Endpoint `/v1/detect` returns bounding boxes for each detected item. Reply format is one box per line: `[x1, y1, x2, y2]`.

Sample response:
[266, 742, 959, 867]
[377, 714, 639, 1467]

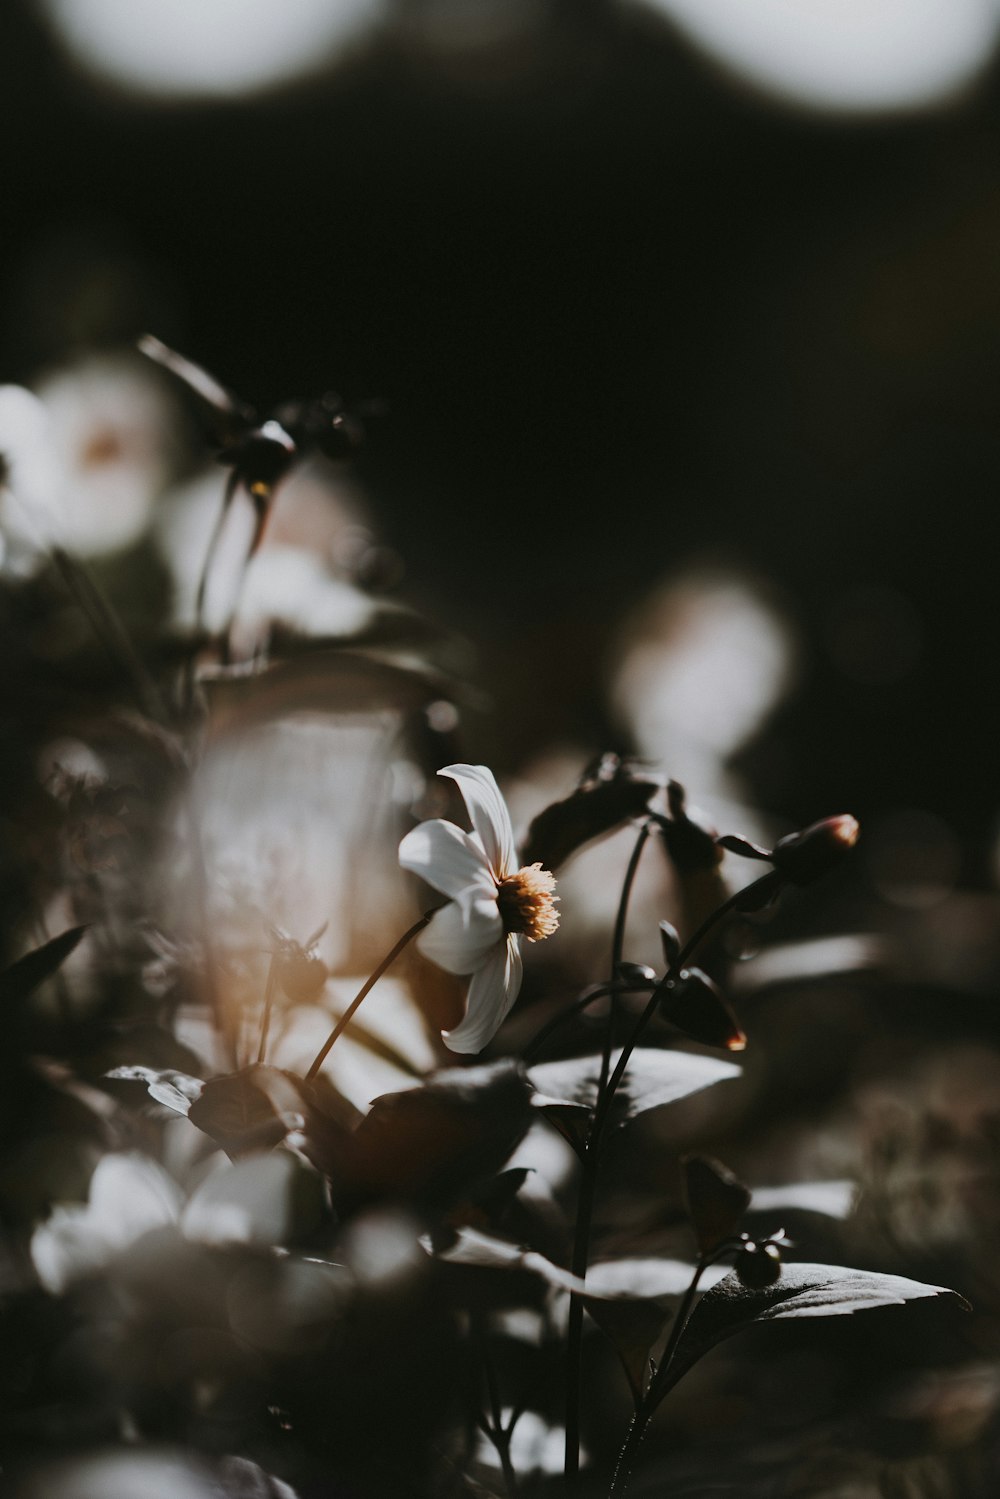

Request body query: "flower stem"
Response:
[564, 868, 777, 1489]
[303, 911, 432, 1082]
[255, 952, 278, 1066]
[565, 820, 653, 1489]
[607, 1260, 706, 1498]
[476, 1317, 520, 1499]
[524, 979, 657, 1064]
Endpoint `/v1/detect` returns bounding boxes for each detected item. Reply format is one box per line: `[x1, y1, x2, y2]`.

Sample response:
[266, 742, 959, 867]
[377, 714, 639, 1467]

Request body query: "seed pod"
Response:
[735, 1240, 783, 1288]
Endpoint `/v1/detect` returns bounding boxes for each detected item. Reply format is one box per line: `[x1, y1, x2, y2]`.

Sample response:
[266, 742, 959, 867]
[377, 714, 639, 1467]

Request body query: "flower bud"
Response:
[659, 966, 745, 1052]
[770, 815, 859, 885]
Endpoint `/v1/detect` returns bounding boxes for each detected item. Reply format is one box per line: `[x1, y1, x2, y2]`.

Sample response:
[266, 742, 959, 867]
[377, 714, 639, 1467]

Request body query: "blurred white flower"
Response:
[399, 764, 559, 1053]
[0, 355, 176, 565]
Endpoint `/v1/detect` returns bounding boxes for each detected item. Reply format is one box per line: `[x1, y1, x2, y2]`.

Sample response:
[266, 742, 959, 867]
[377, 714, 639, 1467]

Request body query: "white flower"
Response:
[399, 764, 559, 1054]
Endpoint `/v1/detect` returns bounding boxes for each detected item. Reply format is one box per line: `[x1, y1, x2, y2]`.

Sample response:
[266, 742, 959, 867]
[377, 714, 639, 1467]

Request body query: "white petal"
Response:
[417, 894, 503, 975]
[443, 934, 523, 1054]
[440, 764, 516, 879]
[399, 818, 495, 900]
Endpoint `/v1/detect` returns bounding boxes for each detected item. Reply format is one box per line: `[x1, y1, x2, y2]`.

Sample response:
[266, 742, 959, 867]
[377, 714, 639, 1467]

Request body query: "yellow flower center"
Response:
[497, 864, 560, 942]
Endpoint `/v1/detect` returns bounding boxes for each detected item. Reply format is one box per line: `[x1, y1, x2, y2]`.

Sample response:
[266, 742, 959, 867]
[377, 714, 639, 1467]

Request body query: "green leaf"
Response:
[528, 1048, 740, 1128]
[648, 1262, 970, 1411]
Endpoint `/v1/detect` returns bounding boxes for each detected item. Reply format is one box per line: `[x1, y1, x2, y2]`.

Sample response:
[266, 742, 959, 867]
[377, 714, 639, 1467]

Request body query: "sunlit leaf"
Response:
[649, 1262, 970, 1410]
[31, 1152, 182, 1293]
[528, 1048, 740, 1128]
[436, 1226, 589, 1295]
[750, 1180, 856, 1219]
[182, 1150, 327, 1248]
[106, 1064, 205, 1115]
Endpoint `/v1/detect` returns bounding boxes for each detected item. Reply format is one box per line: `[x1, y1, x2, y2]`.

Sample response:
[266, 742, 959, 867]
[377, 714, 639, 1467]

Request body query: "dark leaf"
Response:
[649, 1262, 970, 1411]
[521, 761, 659, 871]
[716, 834, 773, 861]
[528, 1048, 741, 1128]
[0, 926, 87, 1005]
[341, 1060, 535, 1211]
[659, 921, 681, 965]
[659, 968, 746, 1052]
[187, 1066, 304, 1155]
[683, 1155, 752, 1254]
[530, 1090, 593, 1154]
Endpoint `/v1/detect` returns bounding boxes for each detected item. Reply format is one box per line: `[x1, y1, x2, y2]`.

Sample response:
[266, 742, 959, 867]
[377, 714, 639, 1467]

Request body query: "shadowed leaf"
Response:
[0, 926, 87, 1005]
[521, 761, 659, 871]
[684, 1155, 752, 1254]
[187, 1066, 304, 1155]
[342, 1060, 535, 1211]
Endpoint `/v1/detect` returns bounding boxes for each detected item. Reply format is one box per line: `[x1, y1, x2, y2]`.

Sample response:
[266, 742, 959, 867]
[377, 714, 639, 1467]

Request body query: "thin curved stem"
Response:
[524, 978, 657, 1064]
[608, 1259, 707, 1497]
[565, 820, 653, 1489]
[303, 911, 432, 1082]
[600, 871, 778, 1121]
[565, 867, 778, 1490]
[255, 953, 279, 1066]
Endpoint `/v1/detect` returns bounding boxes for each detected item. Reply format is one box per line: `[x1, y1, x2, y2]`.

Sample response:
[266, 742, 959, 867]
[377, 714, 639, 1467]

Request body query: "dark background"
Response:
[4, 1, 1000, 866]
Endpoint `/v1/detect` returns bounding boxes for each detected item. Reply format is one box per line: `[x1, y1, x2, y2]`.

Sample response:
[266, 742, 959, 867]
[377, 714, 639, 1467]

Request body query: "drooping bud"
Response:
[770, 815, 860, 885]
[684, 1155, 751, 1255]
[659, 966, 745, 1052]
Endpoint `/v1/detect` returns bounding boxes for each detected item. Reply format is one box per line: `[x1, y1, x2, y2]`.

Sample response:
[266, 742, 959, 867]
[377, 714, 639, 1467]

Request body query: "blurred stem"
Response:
[565, 819, 653, 1489]
[303, 911, 432, 1082]
[52, 545, 169, 724]
[565, 867, 777, 1490]
[255, 952, 278, 1066]
[475, 1317, 519, 1498]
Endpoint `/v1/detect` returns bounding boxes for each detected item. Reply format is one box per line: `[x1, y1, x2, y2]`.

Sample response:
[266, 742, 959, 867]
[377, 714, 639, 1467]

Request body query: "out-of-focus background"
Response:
[4, 0, 1000, 864]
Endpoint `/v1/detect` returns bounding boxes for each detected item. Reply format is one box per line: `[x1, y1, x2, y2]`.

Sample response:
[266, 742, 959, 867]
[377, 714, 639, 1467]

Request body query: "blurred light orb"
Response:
[613, 573, 795, 775]
[644, 0, 1000, 112]
[41, 0, 383, 100]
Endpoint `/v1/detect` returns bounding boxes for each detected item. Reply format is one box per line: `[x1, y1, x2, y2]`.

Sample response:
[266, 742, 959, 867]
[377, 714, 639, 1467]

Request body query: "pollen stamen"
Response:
[497, 863, 560, 942]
